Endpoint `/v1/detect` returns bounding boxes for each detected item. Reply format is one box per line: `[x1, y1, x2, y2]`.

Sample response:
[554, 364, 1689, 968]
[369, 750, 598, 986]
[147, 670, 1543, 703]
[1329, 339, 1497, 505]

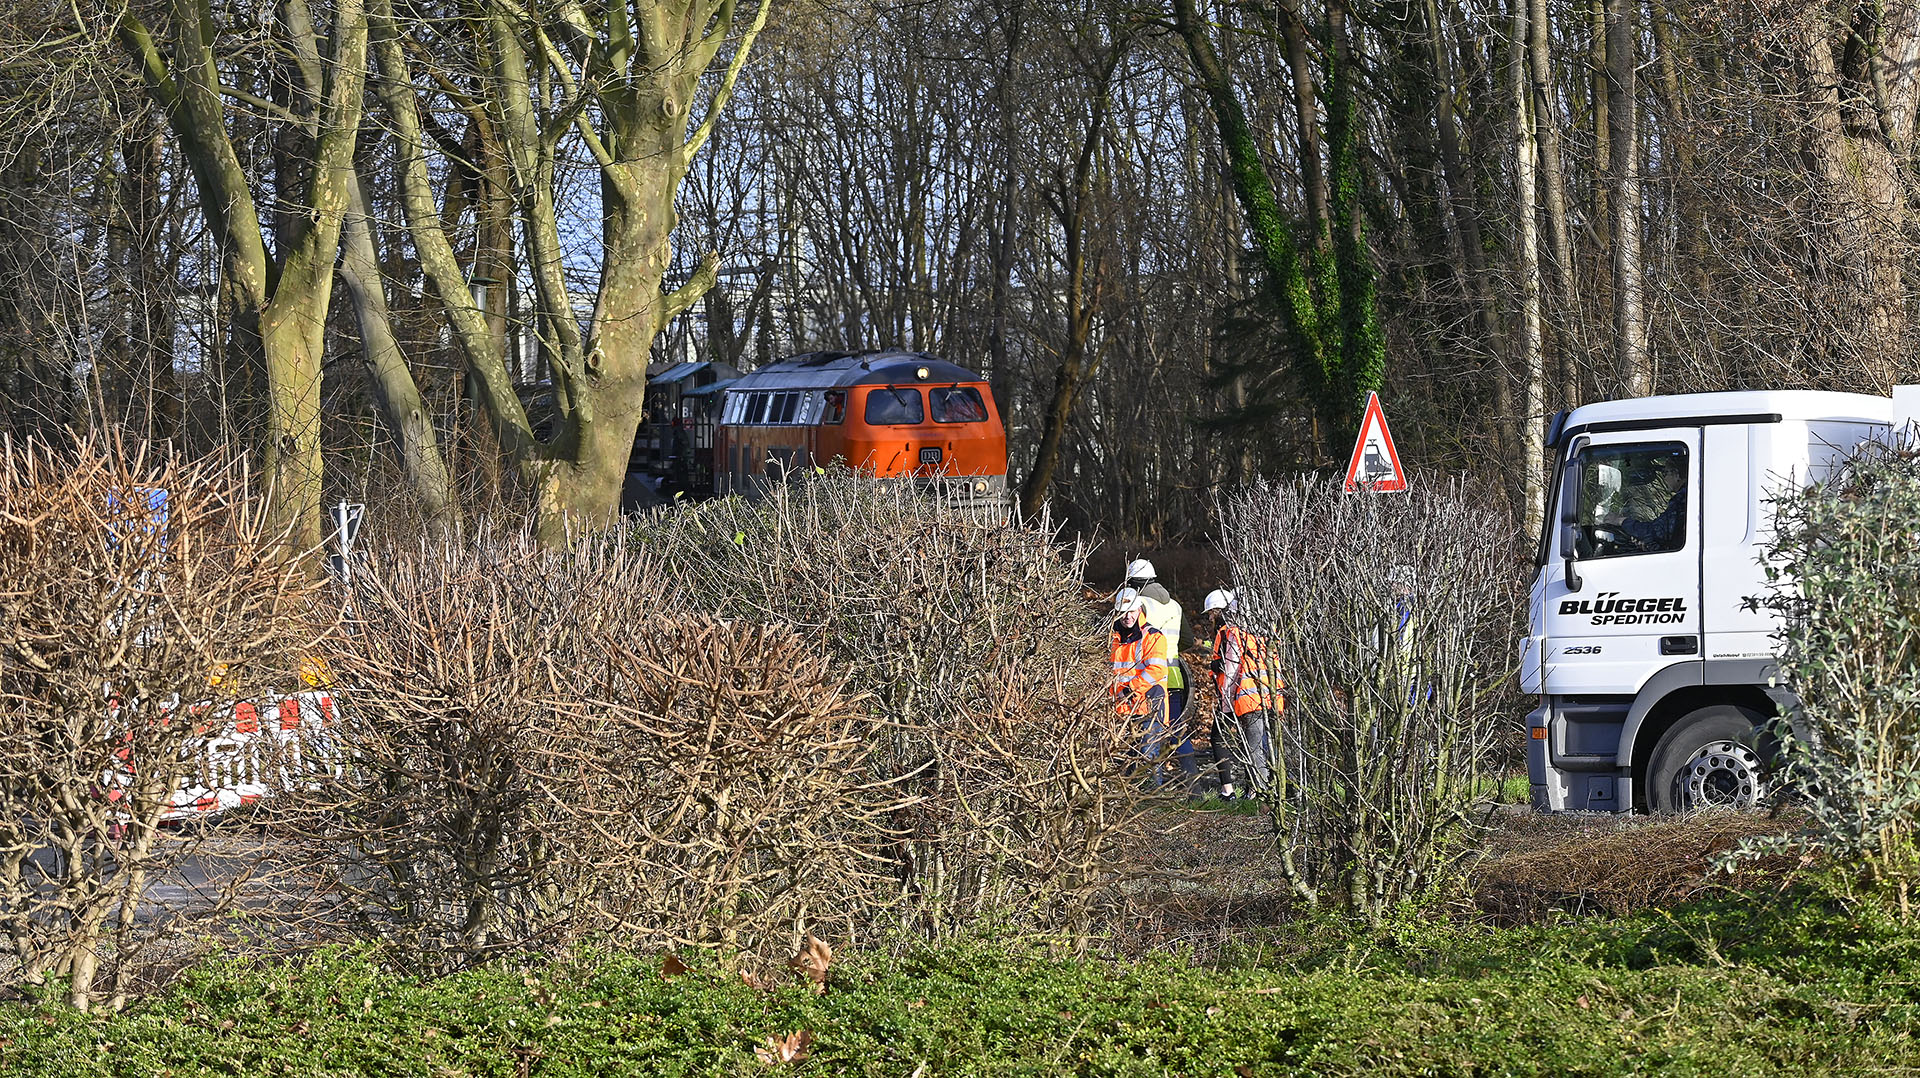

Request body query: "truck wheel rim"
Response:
[1678, 739, 1764, 809]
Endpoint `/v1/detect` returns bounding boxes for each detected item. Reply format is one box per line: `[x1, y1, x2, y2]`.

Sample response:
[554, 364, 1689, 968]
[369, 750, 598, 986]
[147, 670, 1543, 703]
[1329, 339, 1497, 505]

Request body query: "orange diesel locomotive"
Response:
[712, 349, 1007, 497]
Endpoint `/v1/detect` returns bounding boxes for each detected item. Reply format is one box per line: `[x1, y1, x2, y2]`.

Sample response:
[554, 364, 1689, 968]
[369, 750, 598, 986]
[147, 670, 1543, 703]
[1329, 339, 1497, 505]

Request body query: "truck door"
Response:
[1541, 428, 1702, 696]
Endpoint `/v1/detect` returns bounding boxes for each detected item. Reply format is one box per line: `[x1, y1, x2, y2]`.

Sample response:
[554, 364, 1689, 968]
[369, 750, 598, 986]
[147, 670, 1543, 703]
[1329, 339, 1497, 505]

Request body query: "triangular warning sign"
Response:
[1343, 392, 1407, 493]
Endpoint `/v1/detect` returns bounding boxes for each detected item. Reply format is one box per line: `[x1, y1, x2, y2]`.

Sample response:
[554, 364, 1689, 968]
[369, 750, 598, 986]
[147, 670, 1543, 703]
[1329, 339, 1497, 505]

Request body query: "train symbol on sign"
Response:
[1361, 443, 1392, 482]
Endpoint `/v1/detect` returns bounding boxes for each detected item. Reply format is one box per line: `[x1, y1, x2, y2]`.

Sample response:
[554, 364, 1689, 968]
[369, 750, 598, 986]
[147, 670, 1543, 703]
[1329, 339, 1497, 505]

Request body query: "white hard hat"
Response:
[1112, 586, 1145, 613]
[1202, 589, 1233, 614]
[1124, 558, 1156, 581]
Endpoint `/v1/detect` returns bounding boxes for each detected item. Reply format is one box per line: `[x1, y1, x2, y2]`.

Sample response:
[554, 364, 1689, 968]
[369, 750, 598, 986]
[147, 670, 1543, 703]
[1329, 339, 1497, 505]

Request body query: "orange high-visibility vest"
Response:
[1214, 624, 1284, 717]
[1110, 624, 1171, 716]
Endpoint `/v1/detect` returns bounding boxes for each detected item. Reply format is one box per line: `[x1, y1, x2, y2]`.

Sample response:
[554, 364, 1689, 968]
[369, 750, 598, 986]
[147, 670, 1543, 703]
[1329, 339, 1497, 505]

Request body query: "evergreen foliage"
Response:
[9, 895, 1920, 1075]
[1737, 444, 1920, 915]
[1175, 2, 1388, 460]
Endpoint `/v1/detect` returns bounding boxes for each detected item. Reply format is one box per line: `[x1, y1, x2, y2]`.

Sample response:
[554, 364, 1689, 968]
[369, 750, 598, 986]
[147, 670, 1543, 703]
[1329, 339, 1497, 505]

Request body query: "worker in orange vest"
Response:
[1201, 589, 1278, 799]
[1110, 588, 1178, 784]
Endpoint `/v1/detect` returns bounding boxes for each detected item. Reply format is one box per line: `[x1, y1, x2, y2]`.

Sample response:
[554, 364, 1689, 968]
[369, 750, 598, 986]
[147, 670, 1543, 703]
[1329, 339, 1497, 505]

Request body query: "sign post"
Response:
[1342, 392, 1408, 493]
[328, 501, 365, 584]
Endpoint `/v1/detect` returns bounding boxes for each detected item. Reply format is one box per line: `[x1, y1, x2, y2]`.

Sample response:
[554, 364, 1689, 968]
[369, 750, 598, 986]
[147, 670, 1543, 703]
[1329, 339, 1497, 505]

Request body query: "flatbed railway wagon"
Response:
[713, 349, 1008, 498]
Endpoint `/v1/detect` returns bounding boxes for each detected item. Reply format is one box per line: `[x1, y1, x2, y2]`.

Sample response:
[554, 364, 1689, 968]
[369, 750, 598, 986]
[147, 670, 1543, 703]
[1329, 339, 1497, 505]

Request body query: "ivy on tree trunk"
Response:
[1170, 0, 1385, 456]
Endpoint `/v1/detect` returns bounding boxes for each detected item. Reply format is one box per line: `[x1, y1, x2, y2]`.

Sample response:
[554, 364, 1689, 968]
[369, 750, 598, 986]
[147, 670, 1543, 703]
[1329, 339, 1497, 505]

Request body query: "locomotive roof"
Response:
[728, 350, 984, 392]
[648, 359, 740, 386]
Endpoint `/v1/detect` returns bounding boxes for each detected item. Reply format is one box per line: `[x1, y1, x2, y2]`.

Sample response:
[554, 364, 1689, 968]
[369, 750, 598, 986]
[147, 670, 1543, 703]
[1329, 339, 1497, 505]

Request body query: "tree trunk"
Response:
[122, 128, 179, 442]
[1019, 32, 1118, 519]
[1795, 7, 1918, 387]
[1605, 0, 1647, 397]
[1589, 0, 1609, 238]
[1171, 0, 1322, 402]
[540, 158, 683, 537]
[370, 0, 537, 477]
[1020, 348, 1085, 519]
[1514, 0, 1545, 538]
[1278, 0, 1330, 240]
[987, 0, 1026, 416]
[119, 0, 368, 553]
[1528, 0, 1577, 409]
[1424, 0, 1502, 406]
[339, 172, 453, 521]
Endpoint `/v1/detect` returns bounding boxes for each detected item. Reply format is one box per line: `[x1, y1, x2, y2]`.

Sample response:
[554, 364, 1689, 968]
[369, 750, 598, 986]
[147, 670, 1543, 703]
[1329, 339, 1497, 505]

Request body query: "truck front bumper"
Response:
[1527, 698, 1630, 813]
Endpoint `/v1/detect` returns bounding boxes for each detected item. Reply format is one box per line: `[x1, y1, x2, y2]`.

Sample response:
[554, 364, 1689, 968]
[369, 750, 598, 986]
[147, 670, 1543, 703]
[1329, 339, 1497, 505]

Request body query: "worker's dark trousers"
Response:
[1209, 708, 1275, 793]
[1127, 687, 1194, 787]
[1164, 661, 1199, 785]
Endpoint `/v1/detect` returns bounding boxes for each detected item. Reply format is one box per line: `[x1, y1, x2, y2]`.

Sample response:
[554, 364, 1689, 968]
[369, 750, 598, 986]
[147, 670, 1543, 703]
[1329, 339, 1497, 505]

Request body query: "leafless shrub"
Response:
[0, 434, 324, 1008]
[304, 525, 906, 971]
[628, 473, 1139, 942]
[297, 528, 646, 968]
[295, 476, 1141, 968]
[548, 617, 902, 960]
[1217, 475, 1522, 922]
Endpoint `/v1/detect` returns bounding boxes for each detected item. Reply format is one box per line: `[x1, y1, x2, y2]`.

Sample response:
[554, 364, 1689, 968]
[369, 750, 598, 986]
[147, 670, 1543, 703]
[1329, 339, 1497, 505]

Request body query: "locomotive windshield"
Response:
[865, 387, 925, 425]
[931, 387, 988, 423]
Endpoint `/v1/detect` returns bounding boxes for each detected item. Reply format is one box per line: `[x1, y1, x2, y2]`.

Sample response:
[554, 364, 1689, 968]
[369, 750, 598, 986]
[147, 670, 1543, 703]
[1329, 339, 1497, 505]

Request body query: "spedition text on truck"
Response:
[1523, 388, 1920, 814]
[1559, 594, 1689, 625]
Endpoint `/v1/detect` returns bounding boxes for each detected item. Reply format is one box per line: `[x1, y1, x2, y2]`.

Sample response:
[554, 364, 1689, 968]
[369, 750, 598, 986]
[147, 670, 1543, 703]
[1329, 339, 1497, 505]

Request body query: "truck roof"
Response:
[1564, 390, 1891, 431]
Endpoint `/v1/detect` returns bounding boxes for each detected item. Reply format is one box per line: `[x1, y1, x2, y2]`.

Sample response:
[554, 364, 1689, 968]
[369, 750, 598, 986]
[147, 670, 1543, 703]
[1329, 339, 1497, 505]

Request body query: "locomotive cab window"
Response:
[865, 386, 925, 425]
[931, 386, 988, 423]
[822, 390, 847, 424]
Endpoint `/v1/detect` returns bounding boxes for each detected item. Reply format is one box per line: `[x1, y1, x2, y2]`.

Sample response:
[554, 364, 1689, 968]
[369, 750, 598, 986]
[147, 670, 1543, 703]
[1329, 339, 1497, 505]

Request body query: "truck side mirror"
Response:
[1561, 523, 1583, 593]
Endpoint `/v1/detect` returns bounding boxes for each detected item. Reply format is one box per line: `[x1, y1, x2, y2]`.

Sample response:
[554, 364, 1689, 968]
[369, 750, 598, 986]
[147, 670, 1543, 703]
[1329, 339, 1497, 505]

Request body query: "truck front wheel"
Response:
[1646, 705, 1768, 814]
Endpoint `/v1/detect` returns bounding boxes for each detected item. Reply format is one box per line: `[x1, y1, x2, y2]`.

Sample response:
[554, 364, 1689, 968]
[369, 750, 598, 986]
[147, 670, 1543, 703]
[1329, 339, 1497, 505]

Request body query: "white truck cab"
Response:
[1524, 389, 1904, 813]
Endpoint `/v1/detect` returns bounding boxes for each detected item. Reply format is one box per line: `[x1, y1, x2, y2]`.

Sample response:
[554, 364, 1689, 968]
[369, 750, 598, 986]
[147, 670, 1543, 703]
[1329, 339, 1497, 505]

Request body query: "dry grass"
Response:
[1466, 809, 1807, 924]
[1109, 805, 1811, 957]
[1114, 809, 1297, 957]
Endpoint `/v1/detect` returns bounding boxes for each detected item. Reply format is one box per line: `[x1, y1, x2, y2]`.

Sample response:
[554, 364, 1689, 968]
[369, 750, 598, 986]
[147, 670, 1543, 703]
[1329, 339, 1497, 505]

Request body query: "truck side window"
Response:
[1570, 442, 1689, 558]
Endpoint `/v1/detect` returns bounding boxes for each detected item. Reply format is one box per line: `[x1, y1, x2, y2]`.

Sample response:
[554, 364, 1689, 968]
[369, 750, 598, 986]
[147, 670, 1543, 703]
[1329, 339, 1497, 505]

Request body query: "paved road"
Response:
[22, 828, 333, 937]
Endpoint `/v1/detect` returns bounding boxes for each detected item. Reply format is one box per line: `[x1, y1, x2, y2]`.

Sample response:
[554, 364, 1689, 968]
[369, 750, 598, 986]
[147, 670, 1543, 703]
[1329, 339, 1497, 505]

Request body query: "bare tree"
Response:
[372, 0, 769, 541]
[1219, 476, 1521, 921]
[1021, 13, 1130, 519]
[0, 435, 324, 1008]
[115, 0, 370, 550]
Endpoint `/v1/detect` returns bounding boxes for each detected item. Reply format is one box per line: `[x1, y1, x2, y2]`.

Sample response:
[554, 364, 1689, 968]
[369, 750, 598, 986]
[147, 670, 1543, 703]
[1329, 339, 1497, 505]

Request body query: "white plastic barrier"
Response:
[161, 691, 349, 821]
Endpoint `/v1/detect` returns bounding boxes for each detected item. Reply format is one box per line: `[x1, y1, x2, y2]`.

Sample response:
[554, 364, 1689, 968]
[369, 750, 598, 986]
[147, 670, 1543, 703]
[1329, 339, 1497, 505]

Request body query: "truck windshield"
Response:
[1569, 442, 1689, 558]
[1534, 448, 1567, 567]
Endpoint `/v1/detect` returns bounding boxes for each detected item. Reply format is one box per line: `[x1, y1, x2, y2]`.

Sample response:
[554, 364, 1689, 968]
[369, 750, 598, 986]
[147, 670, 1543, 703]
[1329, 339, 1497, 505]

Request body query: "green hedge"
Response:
[6, 897, 1919, 1076]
